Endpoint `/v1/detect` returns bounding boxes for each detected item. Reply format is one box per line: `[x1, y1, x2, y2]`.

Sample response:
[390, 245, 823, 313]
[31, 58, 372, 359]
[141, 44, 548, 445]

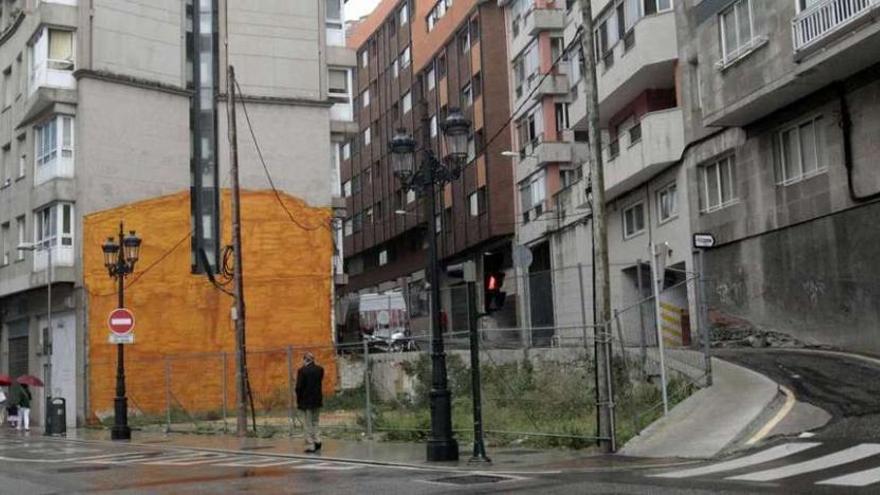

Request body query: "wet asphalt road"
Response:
[4, 349, 880, 493]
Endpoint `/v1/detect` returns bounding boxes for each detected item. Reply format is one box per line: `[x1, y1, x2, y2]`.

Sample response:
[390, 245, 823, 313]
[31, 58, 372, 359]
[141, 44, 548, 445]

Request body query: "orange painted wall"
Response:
[83, 190, 334, 419]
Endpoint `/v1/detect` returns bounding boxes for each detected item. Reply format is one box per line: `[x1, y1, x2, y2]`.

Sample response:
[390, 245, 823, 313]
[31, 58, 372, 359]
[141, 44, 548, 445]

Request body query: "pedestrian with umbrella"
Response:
[0, 374, 10, 426]
[15, 375, 43, 432]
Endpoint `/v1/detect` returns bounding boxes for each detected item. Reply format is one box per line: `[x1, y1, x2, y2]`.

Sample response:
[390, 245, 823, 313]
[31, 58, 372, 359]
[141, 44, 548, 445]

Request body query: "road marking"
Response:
[817, 466, 880, 487]
[652, 443, 821, 479]
[217, 458, 304, 468]
[299, 462, 361, 471]
[728, 444, 880, 482]
[154, 453, 239, 466]
[746, 385, 796, 446]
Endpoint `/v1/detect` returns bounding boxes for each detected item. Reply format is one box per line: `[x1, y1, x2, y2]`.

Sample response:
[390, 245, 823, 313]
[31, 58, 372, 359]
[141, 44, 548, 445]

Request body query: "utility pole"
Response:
[227, 65, 248, 437]
[578, 0, 615, 453]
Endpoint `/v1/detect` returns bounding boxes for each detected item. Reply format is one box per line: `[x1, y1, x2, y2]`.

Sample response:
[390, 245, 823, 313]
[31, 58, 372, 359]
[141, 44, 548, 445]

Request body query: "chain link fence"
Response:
[88, 262, 712, 450]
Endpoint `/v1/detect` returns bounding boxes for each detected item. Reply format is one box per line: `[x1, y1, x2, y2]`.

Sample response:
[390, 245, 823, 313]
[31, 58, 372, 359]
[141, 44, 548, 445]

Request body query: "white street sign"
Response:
[693, 233, 717, 249]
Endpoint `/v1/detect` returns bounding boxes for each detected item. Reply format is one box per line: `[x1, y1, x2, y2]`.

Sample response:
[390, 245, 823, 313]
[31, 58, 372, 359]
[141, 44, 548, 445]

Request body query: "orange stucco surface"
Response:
[84, 190, 334, 420]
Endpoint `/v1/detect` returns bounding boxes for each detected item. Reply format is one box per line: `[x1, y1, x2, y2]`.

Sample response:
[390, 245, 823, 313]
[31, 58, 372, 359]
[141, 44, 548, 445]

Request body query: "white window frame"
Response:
[427, 66, 436, 91]
[622, 201, 646, 239]
[392, 58, 399, 78]
[342, 142, 351, 160]
[363, 127, 371, 146]
[34, 202, 74, 250]
[656, 181, 678, 224]
[719, 0, 756, 65]
[399, 3, 409, 25]
[469, 191, 479, 216]
[34, 114, 74, 185]
[15, 215, 25, 261]
[343, 180, 352, 197]
[700, 155, 738, 213]
[775, 115, 825, 186]
[362, 89, 370, 108]
[361, 50, 369, 68]
[400, 46, 411, 69]
[379, 249, 388, 266]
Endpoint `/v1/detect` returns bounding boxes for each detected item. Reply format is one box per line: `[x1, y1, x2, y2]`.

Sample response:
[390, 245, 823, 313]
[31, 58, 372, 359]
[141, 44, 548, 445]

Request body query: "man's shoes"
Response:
[304, 446, 317, 454]
[314, 442, 322, 451]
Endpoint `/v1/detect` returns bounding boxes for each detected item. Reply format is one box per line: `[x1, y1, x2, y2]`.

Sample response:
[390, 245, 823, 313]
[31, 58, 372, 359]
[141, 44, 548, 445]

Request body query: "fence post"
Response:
[221, 352, 228, 433]
[164, 357, 171, 433]
[363, 338, 373, 438]
[286, 346, 295, 435]
[614, 309, 628, 376]
[602, 321, 617, 452]
[698, 250, 714, 386]
[636, 259, 647, 380]
[649, 244, 670, 415]
[577, 263, 589, 348]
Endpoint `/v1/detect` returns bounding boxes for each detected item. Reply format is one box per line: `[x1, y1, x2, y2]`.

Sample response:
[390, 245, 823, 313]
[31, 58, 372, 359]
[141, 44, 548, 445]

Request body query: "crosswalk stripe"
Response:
[652, 442, 821, 479]
[818, 466, 880, 487]
[728, 444, 880, 482]
[145, 453, 235, 466]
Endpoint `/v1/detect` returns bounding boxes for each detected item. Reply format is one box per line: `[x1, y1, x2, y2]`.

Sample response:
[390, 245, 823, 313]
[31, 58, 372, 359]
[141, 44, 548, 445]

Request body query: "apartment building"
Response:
[678, 0, 880, 352]
[501, 0, 696, 345]
[341, 0, 514, 335]
[0, 0, 335, 426]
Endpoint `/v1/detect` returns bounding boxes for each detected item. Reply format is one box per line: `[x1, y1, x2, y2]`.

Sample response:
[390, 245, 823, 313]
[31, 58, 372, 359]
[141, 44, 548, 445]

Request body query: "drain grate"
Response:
[430, 474, 512, 485]
[56, 466, 115, 474]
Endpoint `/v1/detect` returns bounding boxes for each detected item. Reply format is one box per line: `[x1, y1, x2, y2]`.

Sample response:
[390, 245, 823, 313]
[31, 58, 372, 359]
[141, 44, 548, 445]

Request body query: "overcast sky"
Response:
[345, 0, 381, 21]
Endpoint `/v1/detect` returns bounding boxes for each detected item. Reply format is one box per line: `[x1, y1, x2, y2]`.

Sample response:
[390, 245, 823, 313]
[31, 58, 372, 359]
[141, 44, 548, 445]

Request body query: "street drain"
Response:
[56, 466, 115, 474]
[430, 474, 513, 485]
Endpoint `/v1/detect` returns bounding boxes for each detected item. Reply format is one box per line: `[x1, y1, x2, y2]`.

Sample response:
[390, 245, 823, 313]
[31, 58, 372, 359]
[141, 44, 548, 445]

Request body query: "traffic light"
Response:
[484, 271, 507, 314]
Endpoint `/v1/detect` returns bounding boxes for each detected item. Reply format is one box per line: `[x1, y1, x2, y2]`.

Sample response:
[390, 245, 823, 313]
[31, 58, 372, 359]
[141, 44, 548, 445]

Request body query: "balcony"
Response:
[554, 179, 591, 229]
[792, 0, 880, 55]
[596, 11, 678, 125]
[531, 73, 571, 101]
[516, 139, 573, 183]
[34, 245, 74, 272]
[604, 108, 684, 200]
[524, 7, 566, 36]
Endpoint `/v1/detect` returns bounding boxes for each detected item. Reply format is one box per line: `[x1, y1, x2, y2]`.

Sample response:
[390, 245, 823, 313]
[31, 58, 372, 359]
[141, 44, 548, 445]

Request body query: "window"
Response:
[363, 127, 371, 146]
[34, 202, 74, 249]
[700, 155, 737, 212]
[402, 91, 412, 114]
[399, 3, 409, 25]
[351, 174, 362, 194]
[466, 135, 475, 162]
[623, 202, 646, 239]
[353, 212, 363, 233]
[512, 41, 539, 98]
[468, 188, 486, 217]
[776, 116, 825, 185]
[15, 216, 25, 261]
[555, 103, 570, 131]
[1, 145, 10, 184]
[343, 180, 351, 197]
[720, 0, 755, 64]
[427, 0, 453, 32]
[472, 72, 482, 99]
[1, 222, 8, 265]
[34, 115, 74, 185]
[342, 142, 351, 160]
[427, 66, 435, 91]
[392, 58, 399, 78]
[461, 83, 472, 107]
[400, 46, 411, 69]
[437, 54, 447, 78]
[344, 218, 353, 236]
[3, 67, 11, 108]
[459, 27, 471, 54]
[644, 0, 673, 15]
[516, 109, 544, 153]
[520, 172, 546, 223]
[407, 190, 416, 204]
[430, 115, 438, 137]
[435, 214, 442, 233]
[326, 0, 344, 44]
[361, 49, 369, 68]
[629, 121, 642, 145]
[656, 182, 677, 223]
[365, 207, 374, 224]
[328, 68, 350, 99]
[379, 249, 388, 266]
[17, 134, 25, 178]
[29, 28, 75, 93]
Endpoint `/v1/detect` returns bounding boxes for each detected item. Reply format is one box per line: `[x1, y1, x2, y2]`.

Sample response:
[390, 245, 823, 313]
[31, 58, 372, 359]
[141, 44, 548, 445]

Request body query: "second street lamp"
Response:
[101, 223, 142, 441]
[389, 109, 471, 462]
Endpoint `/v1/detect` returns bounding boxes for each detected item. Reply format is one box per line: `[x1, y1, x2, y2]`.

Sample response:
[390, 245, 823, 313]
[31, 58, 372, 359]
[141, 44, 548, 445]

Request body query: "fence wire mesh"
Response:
[88, 262, 712, 450]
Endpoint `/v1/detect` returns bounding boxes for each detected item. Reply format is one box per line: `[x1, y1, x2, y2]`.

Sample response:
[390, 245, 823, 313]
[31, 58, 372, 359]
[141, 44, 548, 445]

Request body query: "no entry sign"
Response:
[108, 308, 135, 344]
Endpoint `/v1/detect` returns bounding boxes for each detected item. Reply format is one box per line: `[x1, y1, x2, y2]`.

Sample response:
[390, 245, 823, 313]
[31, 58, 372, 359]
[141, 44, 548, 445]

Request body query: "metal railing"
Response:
[792, 0, 878, 51]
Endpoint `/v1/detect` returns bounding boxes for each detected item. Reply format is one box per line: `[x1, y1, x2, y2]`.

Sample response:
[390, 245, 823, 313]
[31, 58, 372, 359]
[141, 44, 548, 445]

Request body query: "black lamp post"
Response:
[101, 222, 142, 441]
[389, 109, 471, 462]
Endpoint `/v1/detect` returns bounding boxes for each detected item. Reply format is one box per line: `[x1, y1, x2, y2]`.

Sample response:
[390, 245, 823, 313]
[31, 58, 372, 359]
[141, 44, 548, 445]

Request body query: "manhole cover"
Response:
[56, 466, 114, 474]
[430, 474, 512, 485]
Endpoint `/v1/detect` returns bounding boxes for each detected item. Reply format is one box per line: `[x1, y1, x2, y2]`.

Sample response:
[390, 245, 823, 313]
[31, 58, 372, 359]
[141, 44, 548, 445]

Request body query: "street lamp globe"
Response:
[102, 237, 119, 270]
[389, 128, 416, 178]
[123, 231, 142, 266]
[441, 109, 471, 164]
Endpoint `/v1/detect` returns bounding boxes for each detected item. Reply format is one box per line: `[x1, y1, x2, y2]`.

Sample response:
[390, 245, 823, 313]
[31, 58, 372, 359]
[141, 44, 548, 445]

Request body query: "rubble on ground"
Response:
[709, 311, 806, 349]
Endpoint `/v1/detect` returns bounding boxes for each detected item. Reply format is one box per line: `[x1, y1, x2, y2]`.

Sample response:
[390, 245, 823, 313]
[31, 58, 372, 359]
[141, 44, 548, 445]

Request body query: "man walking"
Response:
[295, 351, 324, 453]
[17, 384, 31, 432]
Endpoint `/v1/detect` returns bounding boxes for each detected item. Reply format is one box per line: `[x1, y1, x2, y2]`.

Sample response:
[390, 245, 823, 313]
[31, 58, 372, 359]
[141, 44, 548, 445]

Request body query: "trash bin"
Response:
[45, 397, 66, 436]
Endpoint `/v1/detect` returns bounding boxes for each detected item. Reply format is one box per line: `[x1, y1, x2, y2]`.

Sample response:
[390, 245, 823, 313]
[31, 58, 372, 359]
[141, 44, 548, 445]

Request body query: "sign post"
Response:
[693, 233, 716, 386]
[108, 308, 135, 344]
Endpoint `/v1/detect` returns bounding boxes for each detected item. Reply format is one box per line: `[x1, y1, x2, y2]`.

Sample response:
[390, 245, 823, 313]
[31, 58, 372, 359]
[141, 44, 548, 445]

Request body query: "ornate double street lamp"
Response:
[390, 109, 471, 462]
[101, 223, 142, 441]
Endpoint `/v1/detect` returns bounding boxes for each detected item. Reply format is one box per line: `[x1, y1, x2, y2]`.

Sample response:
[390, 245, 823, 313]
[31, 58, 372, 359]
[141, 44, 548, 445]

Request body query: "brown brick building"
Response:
[341, 0, 515, 332]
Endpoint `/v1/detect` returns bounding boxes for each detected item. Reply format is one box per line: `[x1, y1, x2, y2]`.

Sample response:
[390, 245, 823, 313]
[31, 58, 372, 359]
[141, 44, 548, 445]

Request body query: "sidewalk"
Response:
[620, 357, 778, 459]
[59, 428, 684, 473]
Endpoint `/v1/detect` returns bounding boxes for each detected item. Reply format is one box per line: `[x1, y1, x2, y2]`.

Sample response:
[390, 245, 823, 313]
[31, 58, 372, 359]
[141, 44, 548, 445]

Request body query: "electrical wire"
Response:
[232, 78, 332, 232]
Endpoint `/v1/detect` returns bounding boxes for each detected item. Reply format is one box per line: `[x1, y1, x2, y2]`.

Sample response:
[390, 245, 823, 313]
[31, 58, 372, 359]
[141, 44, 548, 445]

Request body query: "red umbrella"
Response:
[16, 375, 43, 387]
[0, 374, 11, 386]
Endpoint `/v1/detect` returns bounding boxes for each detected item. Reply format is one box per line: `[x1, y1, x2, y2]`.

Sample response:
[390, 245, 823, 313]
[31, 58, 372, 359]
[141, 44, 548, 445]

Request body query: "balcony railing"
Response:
[792, 0, 880, 52]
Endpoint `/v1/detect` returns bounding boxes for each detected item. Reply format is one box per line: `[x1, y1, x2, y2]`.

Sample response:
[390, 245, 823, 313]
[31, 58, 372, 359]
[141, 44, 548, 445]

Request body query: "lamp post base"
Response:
[111, 425, 131, 441]
[426, 438, 459, 462]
